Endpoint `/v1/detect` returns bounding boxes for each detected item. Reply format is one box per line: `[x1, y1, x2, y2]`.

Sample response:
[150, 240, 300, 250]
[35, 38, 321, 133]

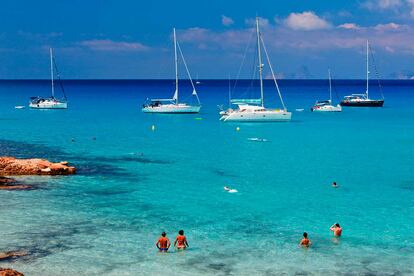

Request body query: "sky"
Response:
[1, 0, 414, 79]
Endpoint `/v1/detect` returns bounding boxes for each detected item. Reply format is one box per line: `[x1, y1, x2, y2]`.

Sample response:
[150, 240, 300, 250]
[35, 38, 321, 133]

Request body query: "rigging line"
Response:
[260, 35, 287, 111]
[233, 29, 255, 94]
[52, 56, 67, 101]
[368, 43, 384, 99]
[176, 41, 200, 105]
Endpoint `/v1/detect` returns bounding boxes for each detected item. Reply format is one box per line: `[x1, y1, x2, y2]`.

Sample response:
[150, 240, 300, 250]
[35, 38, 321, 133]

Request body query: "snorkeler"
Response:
[330, 223, 342, 237]
[299, 232, 312, 247]
[174, 230, 189, 250]
[155, 232, 170, 252]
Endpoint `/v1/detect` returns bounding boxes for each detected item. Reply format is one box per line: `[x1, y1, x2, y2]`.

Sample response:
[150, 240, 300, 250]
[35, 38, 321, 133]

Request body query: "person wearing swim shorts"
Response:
[174, 230, 189, 250]
[299, 232, 312, 248]
[156, 232, 170, 252]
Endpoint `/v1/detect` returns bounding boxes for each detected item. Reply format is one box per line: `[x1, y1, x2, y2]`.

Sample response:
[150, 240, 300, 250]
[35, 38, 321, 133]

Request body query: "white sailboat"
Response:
[311, 70, 342, 112]
[29, 48, 68, 109]
[219, 17, 291, 122]
[340, 40, 384, 107]
[142, 28, 201, 113]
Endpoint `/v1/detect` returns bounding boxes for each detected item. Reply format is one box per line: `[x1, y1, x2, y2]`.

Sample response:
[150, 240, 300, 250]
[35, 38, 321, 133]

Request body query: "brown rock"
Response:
[0, 157, 76, 176]
[0, 268, 24, 276]
[0, 177, 32, 190]
[0, 251, 27, 261]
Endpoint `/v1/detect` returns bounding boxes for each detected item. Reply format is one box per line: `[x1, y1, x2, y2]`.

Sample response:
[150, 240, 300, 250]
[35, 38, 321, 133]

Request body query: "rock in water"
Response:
[0, 268, 24, 276]
[0, 157, 76, 176]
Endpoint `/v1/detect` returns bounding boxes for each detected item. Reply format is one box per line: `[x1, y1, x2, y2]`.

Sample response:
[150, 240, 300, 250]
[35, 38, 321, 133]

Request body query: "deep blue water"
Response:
[0, 79, 413, 275]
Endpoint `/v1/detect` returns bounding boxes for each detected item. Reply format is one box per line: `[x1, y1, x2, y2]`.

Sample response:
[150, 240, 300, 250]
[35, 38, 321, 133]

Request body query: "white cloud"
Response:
[362, 0, 402, 10]
[374, 22, 403, 30]
[78, 39, 149, 51]
[338, 23, 361, 29]
[221, 15, 234, 26]
[284, 11, 332, 31]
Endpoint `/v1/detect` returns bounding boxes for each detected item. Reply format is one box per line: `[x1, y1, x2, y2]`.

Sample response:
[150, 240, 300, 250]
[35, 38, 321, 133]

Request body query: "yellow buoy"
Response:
[151, 125, 155, 131]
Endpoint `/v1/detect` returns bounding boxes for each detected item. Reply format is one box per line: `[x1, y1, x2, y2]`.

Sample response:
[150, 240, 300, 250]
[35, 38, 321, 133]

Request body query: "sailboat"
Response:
[311, 70, 342, 112]
[29, 48, 68, 109]
[340, 41, 384, 107]
[219, 17, 291, 122]
[142, 28, 201, 113]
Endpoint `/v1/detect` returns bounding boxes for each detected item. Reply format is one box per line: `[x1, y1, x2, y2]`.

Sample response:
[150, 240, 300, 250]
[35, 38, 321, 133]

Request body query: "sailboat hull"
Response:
[29, 99, 68, 109]
[340, 100, 384, 107]
[142, 104, 200, 113]
[220, 110, 291, 122]
[311, 104, 342, 112]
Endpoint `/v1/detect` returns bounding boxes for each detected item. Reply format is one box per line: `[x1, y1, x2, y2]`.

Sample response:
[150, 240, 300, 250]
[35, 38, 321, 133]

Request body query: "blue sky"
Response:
[1, 0, 414, 79]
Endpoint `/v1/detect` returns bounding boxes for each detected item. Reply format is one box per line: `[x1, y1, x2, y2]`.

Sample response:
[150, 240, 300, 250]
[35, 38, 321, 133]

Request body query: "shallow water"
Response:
[0, 79, 413, 275]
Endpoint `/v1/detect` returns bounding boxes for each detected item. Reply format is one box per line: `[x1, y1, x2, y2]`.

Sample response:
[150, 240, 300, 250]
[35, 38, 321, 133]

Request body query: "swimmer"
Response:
[224, 186, 231, 191]
[332, 182, 339, 188]
[174, 230, 189, 250]
[330, 223, 342, 237]
[299, 232, 312, 248]
[155, 232, 170, 252]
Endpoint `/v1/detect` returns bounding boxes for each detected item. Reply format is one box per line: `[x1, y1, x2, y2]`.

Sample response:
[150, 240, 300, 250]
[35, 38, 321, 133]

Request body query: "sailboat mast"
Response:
[256, 17, 264, 107]
[50, 48, 55, 98]
[328, 69, 332, 103]
[174, 28, 179, 104]
[366, 40, 369, 98]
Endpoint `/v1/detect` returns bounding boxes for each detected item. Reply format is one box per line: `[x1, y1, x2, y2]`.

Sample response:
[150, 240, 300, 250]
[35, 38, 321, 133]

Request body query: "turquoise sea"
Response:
[0, 79, 413, 275]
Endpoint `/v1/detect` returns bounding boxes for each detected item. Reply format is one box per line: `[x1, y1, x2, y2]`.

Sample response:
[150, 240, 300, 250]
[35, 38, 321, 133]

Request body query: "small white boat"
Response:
[142, 28, 201, 114]
[14, 106, 25, 109]
[29, 48, 68, 109]
[219, 17, 291, 122]
[311, 70, 342, 112]
[247, 137, 268, 142]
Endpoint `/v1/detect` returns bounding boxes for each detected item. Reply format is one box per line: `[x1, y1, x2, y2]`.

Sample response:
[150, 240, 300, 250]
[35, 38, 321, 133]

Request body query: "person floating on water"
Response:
[174, 230, 189, 250]
[330, 223, 342, 237]
[155, 232, 170, 252]
[299, 232, 312, 248]
[332, 181, 339, 188]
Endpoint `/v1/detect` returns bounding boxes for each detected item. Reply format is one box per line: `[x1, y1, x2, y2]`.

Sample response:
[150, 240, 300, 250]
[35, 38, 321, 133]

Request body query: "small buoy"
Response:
[195, 117, 203, 120]
[151, 125, 156, 131]
[236, 127, 240, 132]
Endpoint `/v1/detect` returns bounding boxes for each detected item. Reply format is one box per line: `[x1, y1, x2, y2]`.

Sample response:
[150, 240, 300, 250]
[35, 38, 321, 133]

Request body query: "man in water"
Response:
[174, 230, 189, 250]
[332, 182, 339, 188]
[330, 223, 342, 237]
[155, 232, 170, 252]
[299, 232, 312, 247]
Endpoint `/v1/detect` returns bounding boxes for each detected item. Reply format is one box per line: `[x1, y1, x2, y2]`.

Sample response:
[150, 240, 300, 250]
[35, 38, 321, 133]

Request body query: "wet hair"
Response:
[333, 182, 337, 185]
[161, 232, 166, 237]
[179, 230, 184, 235]
[335, 223, 340, 227]
[303, 232, 308, 238]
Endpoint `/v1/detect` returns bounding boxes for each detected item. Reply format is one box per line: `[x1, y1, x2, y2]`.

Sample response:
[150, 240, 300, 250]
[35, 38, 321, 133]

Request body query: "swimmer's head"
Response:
[303, 232, 308, 238]
[333, 182, 337, 185]
[335, 223, 340, 227]
[179, 230, 184, 235]
[161, 232, 166, 237]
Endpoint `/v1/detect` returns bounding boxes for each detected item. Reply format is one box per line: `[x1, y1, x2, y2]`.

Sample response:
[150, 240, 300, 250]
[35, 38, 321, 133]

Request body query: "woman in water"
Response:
[174, 230, 189, 250]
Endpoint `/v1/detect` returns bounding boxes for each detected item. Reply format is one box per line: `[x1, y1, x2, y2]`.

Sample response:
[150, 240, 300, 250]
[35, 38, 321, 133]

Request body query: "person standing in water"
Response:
[155, 232, 170, 252]
[299, 232, 312, 248]
[330, 223, 342, 237]
[174, 230, 189, 250]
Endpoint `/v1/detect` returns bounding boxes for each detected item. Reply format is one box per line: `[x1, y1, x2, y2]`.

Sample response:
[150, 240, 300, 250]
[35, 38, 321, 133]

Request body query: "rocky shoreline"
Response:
[0, 158, 76, 274]
[0, 157, 76, 176]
